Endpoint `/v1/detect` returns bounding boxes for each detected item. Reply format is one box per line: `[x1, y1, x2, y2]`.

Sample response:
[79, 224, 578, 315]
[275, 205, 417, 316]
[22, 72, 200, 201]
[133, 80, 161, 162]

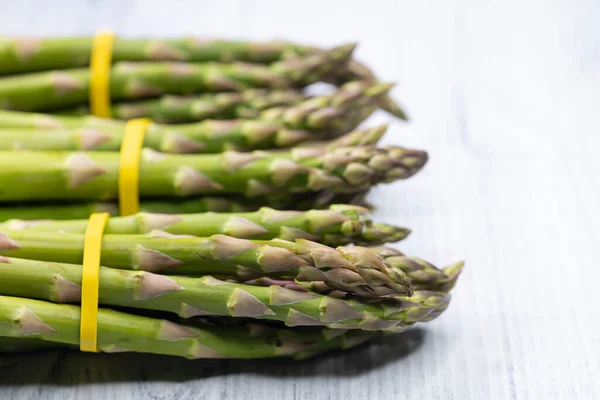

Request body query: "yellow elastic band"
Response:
[89, 30, 115, 118]
[80, 212, 109, 352]
[119, 118, 150, 216]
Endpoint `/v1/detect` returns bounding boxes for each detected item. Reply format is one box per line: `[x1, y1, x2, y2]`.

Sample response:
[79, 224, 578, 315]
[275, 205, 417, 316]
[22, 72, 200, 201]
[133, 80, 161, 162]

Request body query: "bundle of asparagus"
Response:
[0, 35, 462, 361]
[0, 37, 405, 118]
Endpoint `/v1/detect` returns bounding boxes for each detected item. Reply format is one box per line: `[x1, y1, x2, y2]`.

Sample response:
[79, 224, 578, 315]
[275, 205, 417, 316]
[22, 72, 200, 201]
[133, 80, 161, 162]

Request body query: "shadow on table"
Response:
[0, 329, 425, 386]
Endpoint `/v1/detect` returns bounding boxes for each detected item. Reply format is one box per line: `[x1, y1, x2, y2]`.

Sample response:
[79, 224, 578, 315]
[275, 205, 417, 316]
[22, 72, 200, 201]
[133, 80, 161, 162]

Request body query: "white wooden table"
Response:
[1, 1, 599, 399]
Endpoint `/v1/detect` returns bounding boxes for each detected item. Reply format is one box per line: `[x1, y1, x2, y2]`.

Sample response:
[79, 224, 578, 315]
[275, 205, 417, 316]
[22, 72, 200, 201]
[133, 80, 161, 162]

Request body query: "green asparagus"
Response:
[0, 191, 370, 222]
[325, 59, 408, 120]
[244, 248, 464, 296]
[0, 295, 378, 359]
[0, 44, 354, 112]
[0, 37, 405, 119]
[0, 146, 427, 202]
[0, 256, 451, 330]
[368, 246, 464, 292]
[251, 81, 392, 132]
[0, 119, 383, 154]
[55, 89, 306, 123]
[0, 204, 408, 247]
[0, 231, 413, 298]
[53, 80, 386, 127]
[0, 83, 389, 153]
[0, 37, 314, 75]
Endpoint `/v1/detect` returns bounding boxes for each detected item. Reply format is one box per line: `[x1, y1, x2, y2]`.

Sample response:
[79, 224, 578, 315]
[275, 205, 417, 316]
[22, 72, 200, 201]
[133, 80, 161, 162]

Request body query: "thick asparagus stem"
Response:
[54, 89, 306, 123]
[0, 37, 314, 75]
[0, 204, 409, 247]
[0, 120, 383, 153]
[0, 145, 427, 202]
[0, 231, 413, 298]
[0, 295, 377, 359]
[0, 45, 354, 112]
[0, 256, 451, 331]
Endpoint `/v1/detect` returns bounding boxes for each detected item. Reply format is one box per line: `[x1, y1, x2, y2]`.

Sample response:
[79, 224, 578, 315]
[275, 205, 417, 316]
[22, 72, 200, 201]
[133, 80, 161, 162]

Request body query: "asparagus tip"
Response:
[0, 233, 20, 250]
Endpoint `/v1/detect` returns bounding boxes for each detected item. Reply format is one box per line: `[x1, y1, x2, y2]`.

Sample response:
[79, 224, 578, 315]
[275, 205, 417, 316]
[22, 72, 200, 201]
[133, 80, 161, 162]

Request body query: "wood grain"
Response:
[1, 0, 599, 399]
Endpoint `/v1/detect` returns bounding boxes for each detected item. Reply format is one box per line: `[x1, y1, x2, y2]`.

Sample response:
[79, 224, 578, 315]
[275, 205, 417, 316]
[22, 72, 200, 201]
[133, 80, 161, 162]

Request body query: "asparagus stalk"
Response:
[0, 204, 409, 247]
[0, 45, 354, 112]
[368, 246, 464, 292]
[0, 191, 370, 222]
[0, 119, 383, 153]
[54, 89, 306, 123]
[53, 79, 385, 128]
[0, 37, 314, 75]
[0, 83, 390, 153]
[0, 231, 413, 298]
[0, 145, 426, 202]
[0, 256, 452, 331]
[0, 295, 378, 359]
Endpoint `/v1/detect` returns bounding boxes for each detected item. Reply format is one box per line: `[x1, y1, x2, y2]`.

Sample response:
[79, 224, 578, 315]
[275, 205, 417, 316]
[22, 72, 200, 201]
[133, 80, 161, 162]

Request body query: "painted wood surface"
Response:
[0, 0, 598, 398]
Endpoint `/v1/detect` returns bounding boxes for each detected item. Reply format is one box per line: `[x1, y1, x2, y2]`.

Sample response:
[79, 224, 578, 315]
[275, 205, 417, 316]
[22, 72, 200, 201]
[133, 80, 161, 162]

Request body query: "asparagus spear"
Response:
[0, 191, 370, 222]
[0, 204, 409, 246]
[0, 45, 354, 112]
[54, 79, 385, 127]
[325, 59, 408, 120]
[54, 89, 306, 123]
[0, 295, 378, 359]
[0, 145, 426, 202]
[0, 256, 452, 331]
[0, 37, 314, 75]
[0, 83, 390, 153]
[0, 231, 412, 298]
[368, 246, 464, 292]
[0, 119, 382, 153]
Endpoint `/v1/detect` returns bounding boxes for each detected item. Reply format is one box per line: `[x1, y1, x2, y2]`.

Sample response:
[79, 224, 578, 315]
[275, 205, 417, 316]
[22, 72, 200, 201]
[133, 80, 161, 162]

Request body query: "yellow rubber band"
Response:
[119, 118, 150, 216]
[89, 30, 115, 118]
[80, 212, 109, 352]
